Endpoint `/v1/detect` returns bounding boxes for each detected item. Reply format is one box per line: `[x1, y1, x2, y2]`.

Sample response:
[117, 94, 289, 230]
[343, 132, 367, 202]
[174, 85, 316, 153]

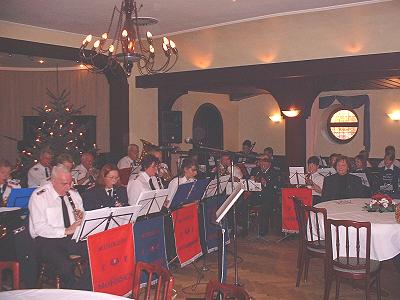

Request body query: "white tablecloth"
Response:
[314, 198, 400, 261]
[0, 289, 128, 300]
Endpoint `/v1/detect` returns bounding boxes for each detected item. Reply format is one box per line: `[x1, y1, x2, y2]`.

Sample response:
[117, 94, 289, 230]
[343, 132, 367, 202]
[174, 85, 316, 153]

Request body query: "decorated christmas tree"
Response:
[14, 88, 97, 178]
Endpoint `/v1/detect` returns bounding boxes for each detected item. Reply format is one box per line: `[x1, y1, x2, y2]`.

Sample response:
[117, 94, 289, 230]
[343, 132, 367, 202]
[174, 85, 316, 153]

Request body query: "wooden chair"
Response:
[205, 280, 251, 300]
[293, 197, 327, 287]
[0, 261, 20, 291]
[132, 261, 174, 300]
[324, 219, 381, 300]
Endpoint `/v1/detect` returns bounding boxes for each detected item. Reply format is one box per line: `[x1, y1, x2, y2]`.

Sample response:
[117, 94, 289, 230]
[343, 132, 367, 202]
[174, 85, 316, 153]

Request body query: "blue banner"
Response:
[134, 215, 168, 269]
[201, 195, 229, 253]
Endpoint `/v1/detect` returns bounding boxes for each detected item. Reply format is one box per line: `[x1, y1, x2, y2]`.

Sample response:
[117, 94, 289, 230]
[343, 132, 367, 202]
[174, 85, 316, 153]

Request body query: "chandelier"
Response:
[79, 0, 178, 76]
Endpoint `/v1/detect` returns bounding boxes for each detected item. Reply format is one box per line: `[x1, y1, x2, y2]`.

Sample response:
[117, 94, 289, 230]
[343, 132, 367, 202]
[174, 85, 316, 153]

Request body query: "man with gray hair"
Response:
[117, 143, 140, 169]
[29, 164, 91, 289]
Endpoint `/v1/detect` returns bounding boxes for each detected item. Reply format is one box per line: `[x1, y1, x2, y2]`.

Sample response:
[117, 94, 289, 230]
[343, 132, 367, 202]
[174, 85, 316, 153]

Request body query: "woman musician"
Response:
[166, 158, 198, 208]
[305, 156, 324, 205]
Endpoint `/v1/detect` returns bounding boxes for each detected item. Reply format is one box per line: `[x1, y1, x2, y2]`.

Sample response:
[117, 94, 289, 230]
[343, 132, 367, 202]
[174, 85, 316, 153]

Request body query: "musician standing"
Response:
[247, 155, 280, 237]
[237, 140, 257, 164]
[0, 159, 21, 206]
[27, 147, 53, 187]
[213, 154, 243, 180]
[127, 155, 160, 206]
[117, 144, 140, 169]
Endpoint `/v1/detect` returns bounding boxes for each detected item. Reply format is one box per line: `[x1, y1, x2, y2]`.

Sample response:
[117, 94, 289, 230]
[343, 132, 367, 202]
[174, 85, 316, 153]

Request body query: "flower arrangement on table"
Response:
[363, 193, 396, 213]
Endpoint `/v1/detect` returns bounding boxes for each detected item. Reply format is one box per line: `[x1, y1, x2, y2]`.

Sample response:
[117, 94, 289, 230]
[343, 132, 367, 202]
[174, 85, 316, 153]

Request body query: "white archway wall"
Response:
[172, 92, 239, 151]
[307, 89, 400, 159]
[238, 94, 285, 154]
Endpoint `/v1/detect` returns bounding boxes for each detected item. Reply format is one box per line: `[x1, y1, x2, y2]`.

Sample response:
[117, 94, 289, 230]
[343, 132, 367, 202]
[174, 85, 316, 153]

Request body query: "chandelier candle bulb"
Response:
[93, 40, 100, 49]
[122, 29, 128, 38]
[163, 37, 169, 45]
[101, 32, 108, 40]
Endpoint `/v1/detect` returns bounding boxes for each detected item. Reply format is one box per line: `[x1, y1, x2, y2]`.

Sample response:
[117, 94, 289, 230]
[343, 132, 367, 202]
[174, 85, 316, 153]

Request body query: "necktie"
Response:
[149, 178, 156, 190]
[60, 196, 71, 228]
[107, 189, 113, 197]
[45, 167, 49, 178]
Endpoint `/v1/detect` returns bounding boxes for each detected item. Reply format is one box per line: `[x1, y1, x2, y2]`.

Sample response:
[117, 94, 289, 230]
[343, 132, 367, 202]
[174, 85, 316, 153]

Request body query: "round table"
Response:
[315, 198, 400, 261]
[0, 289, 128, 300]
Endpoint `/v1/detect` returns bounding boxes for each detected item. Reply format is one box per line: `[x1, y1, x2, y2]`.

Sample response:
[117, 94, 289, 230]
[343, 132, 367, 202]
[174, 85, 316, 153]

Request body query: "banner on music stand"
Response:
[87, 224, 135, 296]
[134, 215, 168, 269]
[201, 195, 229, 253]
[171, 203, 202, 267]
[281, 188, 312, 233]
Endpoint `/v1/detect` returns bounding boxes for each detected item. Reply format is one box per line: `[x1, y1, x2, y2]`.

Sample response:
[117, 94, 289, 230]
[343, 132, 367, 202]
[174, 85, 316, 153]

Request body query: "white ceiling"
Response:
[0, 0, 389, 37]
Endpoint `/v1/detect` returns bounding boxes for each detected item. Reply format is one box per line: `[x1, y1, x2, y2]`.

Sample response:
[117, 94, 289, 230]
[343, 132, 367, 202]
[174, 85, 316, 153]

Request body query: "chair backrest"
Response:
[0, 261, 20, 291]
[325, 219, 371, 273]
[132, 261, 174, 300]
[205, 280, 251, 300]
[303, 205, 327, 248]
[292, 197, 304, 236]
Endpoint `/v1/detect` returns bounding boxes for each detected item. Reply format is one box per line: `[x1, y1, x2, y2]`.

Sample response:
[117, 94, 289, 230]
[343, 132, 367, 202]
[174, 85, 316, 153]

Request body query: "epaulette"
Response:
[86, 185, 95, 190]
[36, 189, 46, 195]
[8, 179, 20, 186]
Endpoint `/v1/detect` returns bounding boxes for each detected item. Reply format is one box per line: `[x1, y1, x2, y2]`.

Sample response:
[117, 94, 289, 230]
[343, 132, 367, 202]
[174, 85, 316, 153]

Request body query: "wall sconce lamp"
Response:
[387, 111, 400, 121]
[282, 109, 301, 118]
[268, 114, 283, 123]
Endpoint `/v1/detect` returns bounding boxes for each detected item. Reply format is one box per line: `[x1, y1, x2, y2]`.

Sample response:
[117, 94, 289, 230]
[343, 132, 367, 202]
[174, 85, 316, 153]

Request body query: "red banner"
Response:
[87, 224, 135, 296]
[171, 203, 202, 267]
[281, 188, 312, 233]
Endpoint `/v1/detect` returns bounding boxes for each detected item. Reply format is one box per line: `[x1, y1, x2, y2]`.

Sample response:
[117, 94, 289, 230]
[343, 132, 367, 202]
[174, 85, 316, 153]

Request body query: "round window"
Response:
[327, 109, 359, 143]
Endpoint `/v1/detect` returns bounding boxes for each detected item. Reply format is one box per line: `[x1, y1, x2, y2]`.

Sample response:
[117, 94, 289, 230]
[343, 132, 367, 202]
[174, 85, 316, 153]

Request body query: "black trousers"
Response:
[242, 192, 274, 236]
[36, 237, 92, 290]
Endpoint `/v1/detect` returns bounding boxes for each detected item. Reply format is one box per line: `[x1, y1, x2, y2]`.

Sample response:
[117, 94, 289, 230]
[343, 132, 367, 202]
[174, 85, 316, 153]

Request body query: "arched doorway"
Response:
[193, 103, 223, 149]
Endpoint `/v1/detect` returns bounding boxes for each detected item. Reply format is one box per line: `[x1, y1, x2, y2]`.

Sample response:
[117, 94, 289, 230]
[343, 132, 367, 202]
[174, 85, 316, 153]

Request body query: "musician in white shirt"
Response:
[166, 158, 198, 207]
[0, 159, 21, 206]
[127, 155, 160, 206]
[27, 148, 53, 187]
[117, 144, 140, 169]
[305, 156, 325, 205]
[28, 164, 91, 289]
[72, 152, 97, 186]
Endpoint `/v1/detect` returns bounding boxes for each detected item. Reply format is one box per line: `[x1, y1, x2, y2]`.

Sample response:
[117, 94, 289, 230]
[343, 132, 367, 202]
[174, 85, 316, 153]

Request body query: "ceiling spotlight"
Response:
[38, 60, 45, 64]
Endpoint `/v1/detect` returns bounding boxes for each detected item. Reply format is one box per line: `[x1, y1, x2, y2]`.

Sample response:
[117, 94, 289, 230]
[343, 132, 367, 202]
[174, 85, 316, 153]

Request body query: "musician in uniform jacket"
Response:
[242, 155, 280, 236]
[83, 164, 128, 211]
[377, 152, 400, 196]
[27, 147, 53, 188]
[321, 156, 366, 203]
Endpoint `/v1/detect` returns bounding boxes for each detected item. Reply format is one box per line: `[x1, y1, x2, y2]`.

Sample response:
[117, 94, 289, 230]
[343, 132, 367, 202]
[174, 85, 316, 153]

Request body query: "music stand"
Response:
[169, 182, 195, 210]
[185, 179, 210, 205]
[318, 167, 336, 177]
[203, 175, 230, 199]
[136, 189, 169, 217]
[6, 188, 35, 209]
[72, 205, 141, 242]
[226, 179, 261, 194]
[215, 185, 244, 283]
[289, 167, 306, 186]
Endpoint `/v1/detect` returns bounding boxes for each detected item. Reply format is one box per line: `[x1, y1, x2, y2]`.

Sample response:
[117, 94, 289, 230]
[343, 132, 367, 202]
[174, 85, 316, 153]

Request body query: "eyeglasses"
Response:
[105, 176, 120, 180]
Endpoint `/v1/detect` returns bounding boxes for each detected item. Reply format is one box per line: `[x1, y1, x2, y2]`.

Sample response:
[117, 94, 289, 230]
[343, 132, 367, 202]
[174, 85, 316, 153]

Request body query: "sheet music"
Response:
[226, 179, 261, 194]
[289, 167, 306, 185]
[0, 207, 20, 213]
[136, 189, 169, 217]
[216, 185, 244, 223]
[244, 163, 257, 175]
[72, 205, 141, 241]
[203, 175, 230, 198]
[108, 205, 142, 228]
[350, 173, 370, 187]
[72, 207, 111, 241]
[318, 167, 336, 177]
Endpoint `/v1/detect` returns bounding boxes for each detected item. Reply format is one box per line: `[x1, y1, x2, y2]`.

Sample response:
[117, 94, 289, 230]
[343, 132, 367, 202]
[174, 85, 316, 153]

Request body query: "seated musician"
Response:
[127, 154, 160, 206]
[378, 145, 400, 168]
[72, 152, 98, 187]
[377, 152, 400, 196]
[328, 153, 340, 168]
[321, 155, 365, 203]
[117, 143, 140, 169]
[264, 147, 280, 170]
[237, 140, 257, 164]
[212, 154, 243, 181]
[166, 158, 198, 208]
[242, 155, 280, 237]
[305, 156, 324, 205]
[27, 147, 53, 187]
[28, 164, 91, 290]
[187, 148, 207, 179]
[0, 158, 21, 206]
[150, 148, 171, 188]
[56, 153, 75, 171]
[83, 164, 128, 211]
